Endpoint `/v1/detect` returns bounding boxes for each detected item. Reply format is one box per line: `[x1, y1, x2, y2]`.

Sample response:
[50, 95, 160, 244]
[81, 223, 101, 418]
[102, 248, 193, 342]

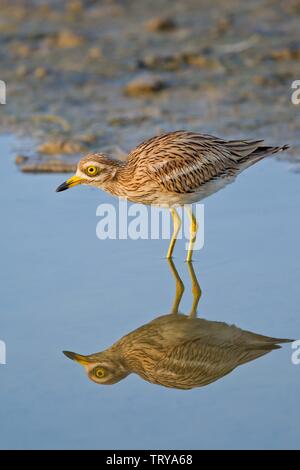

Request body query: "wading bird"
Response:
[63, 260, 291, 390]
[56, 131, 288, 261]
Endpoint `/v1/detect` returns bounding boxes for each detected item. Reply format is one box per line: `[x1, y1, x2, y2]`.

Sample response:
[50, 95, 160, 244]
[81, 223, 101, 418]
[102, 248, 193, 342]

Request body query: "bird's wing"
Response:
[152, 336, 278, 389]
[127, 131, 264, 193]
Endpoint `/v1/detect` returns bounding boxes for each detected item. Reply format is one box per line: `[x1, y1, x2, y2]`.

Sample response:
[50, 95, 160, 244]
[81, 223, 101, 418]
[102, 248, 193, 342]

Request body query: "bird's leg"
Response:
[166, 208, 182, 259]
[185, 206, 198, 262]
[186, 261, 202, 318]
[167, 258, 184, 314]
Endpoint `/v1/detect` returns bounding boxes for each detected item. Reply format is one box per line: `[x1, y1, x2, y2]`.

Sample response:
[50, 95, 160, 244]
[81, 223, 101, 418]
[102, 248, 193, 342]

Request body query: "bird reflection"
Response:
[63, 261, 291, 390]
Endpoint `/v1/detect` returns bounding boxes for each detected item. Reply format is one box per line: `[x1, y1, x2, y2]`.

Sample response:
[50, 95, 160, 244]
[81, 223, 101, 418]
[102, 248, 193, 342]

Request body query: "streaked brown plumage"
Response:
[56, 130, 289, 260]
[63, 260, 292, 390]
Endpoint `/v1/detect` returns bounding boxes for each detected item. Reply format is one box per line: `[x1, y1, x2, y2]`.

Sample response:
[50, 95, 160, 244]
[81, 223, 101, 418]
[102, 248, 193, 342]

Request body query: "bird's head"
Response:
[63, 350, 129, 385]
[56, 153, 120, 192]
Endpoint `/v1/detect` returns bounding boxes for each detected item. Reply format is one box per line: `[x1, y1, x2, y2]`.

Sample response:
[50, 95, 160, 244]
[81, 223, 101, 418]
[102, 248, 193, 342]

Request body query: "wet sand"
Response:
[0, 0, 299, 171]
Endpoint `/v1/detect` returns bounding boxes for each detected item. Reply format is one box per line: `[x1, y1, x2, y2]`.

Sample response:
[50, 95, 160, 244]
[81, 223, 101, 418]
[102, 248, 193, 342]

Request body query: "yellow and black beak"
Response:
[63, 351, 91, 366]
[56, 176, 82, 192]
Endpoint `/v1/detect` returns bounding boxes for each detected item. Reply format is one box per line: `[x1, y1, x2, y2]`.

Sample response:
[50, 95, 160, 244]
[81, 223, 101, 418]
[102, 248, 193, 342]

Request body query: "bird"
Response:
[63, 260, 292, 390]
[56, 130, 289, 261]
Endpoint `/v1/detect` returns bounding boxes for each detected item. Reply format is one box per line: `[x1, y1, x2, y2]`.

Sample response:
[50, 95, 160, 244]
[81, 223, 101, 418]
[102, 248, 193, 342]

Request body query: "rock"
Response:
[253, 73, 291, 86]
[124, 74, 166, 96]
[55, 30, 85, 48]
[184, 52, 221, 69]
[76, 134, 98, 144]
[66, 0, 83, 16]
[16, 65, 29, 78]
[34, 67, 48, 79]
[138, 53, 183, 71]
[38, 139, 87, 155]
[145, 16, 177, 32]
[184, 53, 210, 67]
[269, 44, 300, 61]
[138, 49, 219, 71]
[15, 154, 29, 165]
[88, 47, 103, 60]
[11, 43, 31, 58]
[108, 114, 149, 126]
[20, 161, 77, 173]
[215, 17, 232, 34]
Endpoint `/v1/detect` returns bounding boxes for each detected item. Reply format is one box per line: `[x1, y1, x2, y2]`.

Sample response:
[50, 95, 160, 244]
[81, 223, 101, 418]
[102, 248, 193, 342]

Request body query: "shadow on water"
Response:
[63, 260, 292, 390]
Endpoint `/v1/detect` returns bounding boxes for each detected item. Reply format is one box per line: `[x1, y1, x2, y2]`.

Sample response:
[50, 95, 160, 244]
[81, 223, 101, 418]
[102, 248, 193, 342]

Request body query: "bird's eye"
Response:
[86, 166, 98, 176]
[94, 366, 105, 379]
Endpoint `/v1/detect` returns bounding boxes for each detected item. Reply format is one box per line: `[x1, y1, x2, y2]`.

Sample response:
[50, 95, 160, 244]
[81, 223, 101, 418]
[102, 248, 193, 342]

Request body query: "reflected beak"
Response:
[56, 176, 82, 192]
[63, 351, 91, 366]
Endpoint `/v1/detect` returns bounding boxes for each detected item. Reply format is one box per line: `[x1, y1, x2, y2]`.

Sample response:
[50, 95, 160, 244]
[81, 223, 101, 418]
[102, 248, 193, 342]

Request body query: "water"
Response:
[1, 134, 299, 450]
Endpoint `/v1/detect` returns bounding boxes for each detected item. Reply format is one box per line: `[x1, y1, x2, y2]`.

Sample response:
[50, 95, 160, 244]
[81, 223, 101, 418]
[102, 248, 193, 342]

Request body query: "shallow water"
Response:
[1, 134, 300, 450]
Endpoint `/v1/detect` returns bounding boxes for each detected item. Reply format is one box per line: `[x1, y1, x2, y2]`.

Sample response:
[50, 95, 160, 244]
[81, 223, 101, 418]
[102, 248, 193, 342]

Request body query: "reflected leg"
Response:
[187, 261, 202, 318]
[167, 258, 185, 314]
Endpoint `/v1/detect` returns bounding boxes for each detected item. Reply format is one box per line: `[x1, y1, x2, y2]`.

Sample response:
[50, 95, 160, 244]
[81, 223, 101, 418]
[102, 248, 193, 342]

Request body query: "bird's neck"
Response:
[101, 160, 136, 199]
[112, 327, 166, 378]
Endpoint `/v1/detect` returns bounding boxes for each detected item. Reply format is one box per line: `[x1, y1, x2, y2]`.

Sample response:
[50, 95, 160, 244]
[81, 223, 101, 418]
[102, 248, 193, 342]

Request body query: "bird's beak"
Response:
[56, 175, 82, 192]
[63, 351, 91, 366]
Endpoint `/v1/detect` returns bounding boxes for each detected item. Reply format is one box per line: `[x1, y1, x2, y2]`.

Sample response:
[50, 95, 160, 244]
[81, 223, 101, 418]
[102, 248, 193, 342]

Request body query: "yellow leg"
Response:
[186, 261, 202, 317]
[167, 258, 184, 314]
[166, 208, 181, 259]
[185, 206, 198, 262]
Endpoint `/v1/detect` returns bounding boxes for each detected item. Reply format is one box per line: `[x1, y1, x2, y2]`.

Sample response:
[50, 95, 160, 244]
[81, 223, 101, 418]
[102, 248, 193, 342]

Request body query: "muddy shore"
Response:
[0, 0, 299, 171]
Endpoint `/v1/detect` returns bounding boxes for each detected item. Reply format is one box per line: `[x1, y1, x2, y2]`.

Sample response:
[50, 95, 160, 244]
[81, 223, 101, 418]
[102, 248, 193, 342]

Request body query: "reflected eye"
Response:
[94, 366, 105, 379]
[86, 166, 98, 176]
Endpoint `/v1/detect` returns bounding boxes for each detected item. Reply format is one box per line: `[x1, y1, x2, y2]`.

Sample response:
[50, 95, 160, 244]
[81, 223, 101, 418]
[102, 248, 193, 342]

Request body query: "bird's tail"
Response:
[237, 333, 293, 366]
[242, 328, 293, 347]
[245, 143, 290, 165]
[224, 138, 290, 168]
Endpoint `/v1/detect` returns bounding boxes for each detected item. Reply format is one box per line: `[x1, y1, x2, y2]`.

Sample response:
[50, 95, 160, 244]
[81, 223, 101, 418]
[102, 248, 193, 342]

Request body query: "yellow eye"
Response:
[86, 166, 98, 176]
[94, 367, 105, 379]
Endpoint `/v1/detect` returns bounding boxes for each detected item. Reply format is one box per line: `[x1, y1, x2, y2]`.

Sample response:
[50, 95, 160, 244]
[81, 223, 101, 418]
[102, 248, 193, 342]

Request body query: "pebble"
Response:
[38, 139, 87, 155]
[20, 161, 77, 173]
[145, 16, 177, 32]
[55, 30, 85, 48]
[15, 155, 29, 165]
[124, 74, 166, 96]
[88, 47, 103, 60]
[270, 45, 300, 61]
[34, 67, 48, 79]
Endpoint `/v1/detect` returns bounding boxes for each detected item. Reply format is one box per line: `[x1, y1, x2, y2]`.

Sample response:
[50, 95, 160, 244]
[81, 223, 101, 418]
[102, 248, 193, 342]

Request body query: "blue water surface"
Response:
[0, 135, 299, 450]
